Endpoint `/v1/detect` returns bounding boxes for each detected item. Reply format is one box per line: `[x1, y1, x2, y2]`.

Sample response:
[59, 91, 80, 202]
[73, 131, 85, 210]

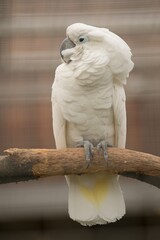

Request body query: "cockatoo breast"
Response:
[55, 61, 115, 147]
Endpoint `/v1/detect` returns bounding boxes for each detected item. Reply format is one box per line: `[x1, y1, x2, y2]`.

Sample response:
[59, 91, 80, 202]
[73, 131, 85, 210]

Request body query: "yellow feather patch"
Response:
[78, 175, 109, 206]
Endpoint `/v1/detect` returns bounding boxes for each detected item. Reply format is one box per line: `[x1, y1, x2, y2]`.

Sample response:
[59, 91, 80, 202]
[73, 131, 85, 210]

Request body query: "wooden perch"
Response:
[0, 148, 160, 188]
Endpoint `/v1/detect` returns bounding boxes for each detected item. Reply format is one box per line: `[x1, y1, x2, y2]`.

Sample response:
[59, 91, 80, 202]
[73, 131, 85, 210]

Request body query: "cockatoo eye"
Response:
[78, 35, 88, 43]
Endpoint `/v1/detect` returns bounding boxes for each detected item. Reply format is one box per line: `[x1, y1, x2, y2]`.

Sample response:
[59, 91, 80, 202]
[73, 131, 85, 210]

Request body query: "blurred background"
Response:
[0, 0, 160, 239]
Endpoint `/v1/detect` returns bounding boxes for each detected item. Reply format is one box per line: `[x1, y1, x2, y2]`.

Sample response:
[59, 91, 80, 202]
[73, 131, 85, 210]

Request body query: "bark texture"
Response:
[0, 148, 159, 187]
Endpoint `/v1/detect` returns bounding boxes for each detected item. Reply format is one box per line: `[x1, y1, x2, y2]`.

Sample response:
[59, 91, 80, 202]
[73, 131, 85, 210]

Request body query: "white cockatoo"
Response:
[51, 23, 134, 226]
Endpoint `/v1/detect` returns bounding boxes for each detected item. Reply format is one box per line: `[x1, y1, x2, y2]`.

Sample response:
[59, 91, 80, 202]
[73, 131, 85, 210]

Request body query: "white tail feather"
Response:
[66, 173, 125, 226]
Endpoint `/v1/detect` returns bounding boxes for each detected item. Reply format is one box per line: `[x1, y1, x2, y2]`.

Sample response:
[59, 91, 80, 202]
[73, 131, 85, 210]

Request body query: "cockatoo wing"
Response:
[51, 71, 66, 149]
[107, 29, 133, 148]
[113, 81, 127, 148]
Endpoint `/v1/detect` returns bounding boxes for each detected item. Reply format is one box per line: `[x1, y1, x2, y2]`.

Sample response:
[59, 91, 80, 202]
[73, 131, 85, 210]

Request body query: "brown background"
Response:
[0, 0, 160, 239]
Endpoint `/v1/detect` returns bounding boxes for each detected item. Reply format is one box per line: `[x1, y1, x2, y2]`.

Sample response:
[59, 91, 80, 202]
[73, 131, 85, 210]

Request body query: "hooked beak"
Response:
[60, 38, 75, 63]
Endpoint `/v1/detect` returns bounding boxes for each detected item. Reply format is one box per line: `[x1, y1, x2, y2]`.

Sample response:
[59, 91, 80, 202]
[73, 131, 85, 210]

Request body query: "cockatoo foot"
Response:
[97, 140, 112, 162]
[75, 140, 94, 168]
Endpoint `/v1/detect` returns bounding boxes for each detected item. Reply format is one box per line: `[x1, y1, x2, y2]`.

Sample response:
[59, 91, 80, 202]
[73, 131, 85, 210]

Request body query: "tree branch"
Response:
[0, 148, 160, 187]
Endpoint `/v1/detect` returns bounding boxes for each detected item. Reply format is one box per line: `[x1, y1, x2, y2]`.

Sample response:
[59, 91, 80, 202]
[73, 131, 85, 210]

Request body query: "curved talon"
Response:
[75, 140, 94, 168]
[97, 140, 112, 162]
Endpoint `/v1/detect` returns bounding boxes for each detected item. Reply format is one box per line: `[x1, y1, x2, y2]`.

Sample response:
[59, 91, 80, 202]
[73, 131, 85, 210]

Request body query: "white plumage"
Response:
[51, 23, 134, 226]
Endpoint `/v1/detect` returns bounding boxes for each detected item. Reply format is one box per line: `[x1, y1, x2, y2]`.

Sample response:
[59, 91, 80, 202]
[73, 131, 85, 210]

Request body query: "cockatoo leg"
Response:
[76, 140, 94, 167]
[97, 140, 112, 162]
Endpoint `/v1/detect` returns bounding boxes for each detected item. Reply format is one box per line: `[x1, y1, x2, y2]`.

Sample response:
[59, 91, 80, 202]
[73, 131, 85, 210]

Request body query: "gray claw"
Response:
[97, 140, 112, 162]
[76, 140, 94, 168]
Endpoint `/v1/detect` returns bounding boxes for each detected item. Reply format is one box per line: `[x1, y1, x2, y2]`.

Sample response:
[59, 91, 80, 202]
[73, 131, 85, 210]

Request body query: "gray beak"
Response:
[60, 38, 75, 60]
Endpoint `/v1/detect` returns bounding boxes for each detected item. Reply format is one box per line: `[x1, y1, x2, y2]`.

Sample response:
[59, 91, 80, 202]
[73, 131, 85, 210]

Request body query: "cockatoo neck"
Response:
[69, 49, 110, 87]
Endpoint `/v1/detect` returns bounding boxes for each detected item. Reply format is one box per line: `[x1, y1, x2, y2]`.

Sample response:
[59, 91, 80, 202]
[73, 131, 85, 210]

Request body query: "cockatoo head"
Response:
[60, 23, 109, 64]
[60, 23, 134, 85]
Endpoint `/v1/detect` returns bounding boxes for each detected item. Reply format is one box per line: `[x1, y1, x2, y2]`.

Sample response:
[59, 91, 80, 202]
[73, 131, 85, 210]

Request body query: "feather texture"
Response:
[51, 23, 134, 226]
[66, 173, 125, 226]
